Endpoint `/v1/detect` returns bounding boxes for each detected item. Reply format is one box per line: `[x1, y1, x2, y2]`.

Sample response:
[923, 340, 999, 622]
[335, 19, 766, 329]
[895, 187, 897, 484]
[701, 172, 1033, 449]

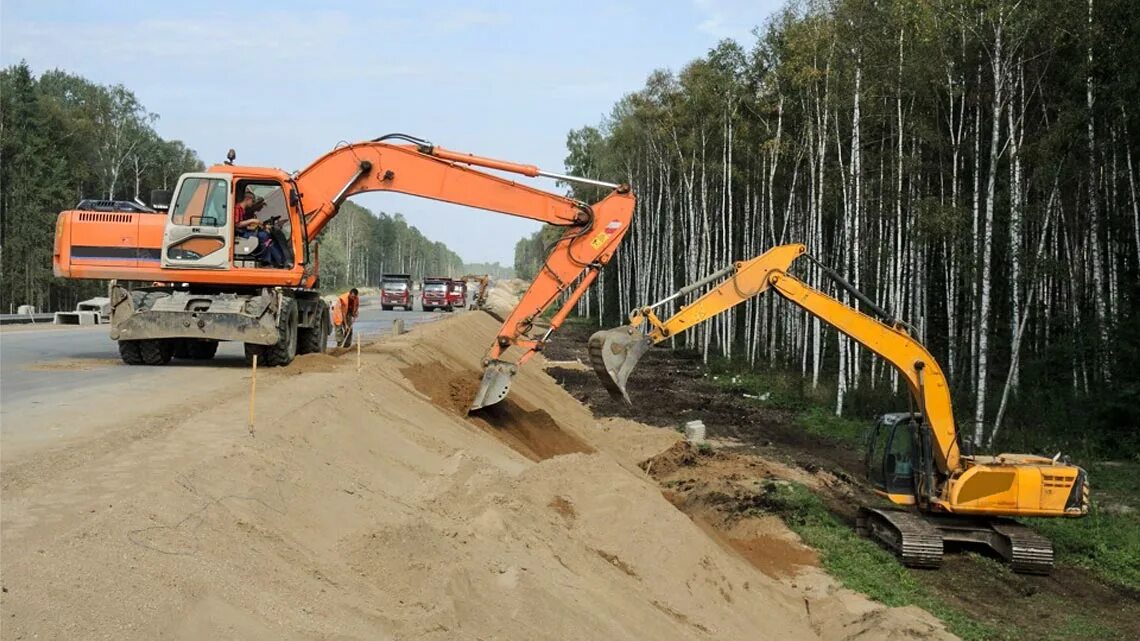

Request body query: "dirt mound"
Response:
[402, 364, 593, 462]
[0, 312, 956, 641]
[282, 352, 342, 374]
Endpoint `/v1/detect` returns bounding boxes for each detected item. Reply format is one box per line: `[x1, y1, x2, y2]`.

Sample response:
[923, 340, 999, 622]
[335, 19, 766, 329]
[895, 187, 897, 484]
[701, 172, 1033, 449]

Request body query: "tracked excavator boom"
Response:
[589, 243, 1088, 573]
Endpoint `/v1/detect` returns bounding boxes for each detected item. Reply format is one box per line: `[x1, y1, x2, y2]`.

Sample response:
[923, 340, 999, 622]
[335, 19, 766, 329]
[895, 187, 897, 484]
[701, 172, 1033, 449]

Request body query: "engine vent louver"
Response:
[77, 212, 134, 223]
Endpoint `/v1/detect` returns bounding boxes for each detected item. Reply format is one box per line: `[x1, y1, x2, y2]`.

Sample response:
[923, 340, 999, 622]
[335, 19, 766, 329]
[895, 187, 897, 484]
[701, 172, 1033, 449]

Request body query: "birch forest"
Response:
[318, 202, 466, 291]
[552, 0, 1140, 453]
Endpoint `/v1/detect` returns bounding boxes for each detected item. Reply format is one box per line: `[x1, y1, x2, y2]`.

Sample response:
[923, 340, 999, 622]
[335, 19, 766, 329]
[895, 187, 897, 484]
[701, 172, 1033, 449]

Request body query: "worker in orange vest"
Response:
[331, 288, 360, 347]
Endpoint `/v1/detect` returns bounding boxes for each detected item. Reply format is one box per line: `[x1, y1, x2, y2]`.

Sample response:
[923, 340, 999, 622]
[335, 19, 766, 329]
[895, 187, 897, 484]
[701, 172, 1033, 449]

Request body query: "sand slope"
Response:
[0, 312, 955, 640]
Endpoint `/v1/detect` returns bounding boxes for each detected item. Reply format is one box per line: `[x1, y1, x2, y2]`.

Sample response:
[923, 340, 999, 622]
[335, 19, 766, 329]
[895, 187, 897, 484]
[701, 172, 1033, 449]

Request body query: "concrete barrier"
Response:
[76, 297, 111, 323]
[54, 311, 100, 325]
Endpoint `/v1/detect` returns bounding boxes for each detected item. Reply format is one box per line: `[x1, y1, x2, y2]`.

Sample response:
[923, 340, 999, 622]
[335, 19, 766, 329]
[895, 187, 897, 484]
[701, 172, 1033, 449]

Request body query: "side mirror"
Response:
[151, 189, 172, 211]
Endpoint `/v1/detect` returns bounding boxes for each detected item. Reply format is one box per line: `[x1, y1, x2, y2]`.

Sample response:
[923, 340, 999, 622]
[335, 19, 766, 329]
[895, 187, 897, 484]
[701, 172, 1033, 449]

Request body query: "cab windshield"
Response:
[171, 177, 228, 226]
[424, 283, 447, 293]
[382, 282, 408, 292]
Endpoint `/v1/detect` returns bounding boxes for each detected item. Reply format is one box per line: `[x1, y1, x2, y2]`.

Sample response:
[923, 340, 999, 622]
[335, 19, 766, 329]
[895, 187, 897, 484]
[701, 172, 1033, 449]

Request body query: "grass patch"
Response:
[794, 406, 866, 444]
[707, 362, 867, 445]
[1046, 614, 1118, 641]
[751, 480, 1000, 641]
[1026, 461, 1140, 592]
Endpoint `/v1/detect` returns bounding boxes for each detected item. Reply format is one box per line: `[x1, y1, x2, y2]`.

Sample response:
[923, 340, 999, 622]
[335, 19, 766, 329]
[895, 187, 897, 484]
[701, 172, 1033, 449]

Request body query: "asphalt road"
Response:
[0, 294, 456, 452]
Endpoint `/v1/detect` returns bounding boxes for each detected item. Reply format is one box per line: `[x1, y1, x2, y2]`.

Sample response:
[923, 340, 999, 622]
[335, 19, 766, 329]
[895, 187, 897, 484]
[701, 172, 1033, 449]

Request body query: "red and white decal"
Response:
[604, 220, 623, 233]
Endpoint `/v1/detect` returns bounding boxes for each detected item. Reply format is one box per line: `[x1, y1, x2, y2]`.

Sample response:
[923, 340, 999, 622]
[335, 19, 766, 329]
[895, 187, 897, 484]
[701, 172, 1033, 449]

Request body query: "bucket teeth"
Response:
[470, 360, 516, 411]
[587, 326, 652, 405]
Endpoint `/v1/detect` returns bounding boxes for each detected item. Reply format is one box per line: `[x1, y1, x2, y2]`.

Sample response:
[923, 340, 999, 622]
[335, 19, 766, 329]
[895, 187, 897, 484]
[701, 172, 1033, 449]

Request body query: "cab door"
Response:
[161, 173, 233, 269]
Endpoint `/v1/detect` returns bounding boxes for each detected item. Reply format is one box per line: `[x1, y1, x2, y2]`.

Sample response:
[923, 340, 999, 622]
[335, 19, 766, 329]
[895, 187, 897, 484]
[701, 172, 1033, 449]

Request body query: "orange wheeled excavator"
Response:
[53, 134, 635, 410]
[589, 244, 1089, 574]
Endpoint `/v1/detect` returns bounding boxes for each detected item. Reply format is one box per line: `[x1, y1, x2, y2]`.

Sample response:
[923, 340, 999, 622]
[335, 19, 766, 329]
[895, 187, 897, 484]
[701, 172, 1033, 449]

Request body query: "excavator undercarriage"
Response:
[858, 507, 1055, 574]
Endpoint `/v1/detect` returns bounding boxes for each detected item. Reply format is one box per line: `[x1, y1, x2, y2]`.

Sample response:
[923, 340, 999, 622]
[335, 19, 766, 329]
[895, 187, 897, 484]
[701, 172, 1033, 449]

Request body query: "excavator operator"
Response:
[235, 190, 285, 267]
[332, 288, 360, 347]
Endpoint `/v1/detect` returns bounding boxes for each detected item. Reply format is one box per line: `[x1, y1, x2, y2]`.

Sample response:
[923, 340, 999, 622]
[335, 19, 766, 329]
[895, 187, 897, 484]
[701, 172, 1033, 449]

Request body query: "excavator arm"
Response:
[291, 137, 635, 410]
[590, 243, 960, 473]
[589, 244, 806, 403]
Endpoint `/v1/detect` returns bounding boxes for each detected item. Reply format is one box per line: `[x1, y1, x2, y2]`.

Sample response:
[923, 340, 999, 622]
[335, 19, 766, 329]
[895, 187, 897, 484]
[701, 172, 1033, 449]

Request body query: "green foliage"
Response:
[547, 0, 1140, 461]
[460, 262, 514, 279]
[513, 225, 562, 281]
[0, 62, 203, 313]
[795, 406, 866, 444]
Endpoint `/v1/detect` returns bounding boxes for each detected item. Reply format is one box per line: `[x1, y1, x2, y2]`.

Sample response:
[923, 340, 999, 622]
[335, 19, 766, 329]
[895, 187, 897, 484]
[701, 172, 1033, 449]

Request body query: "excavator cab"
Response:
[865, 413, 921, 502]
[160, 172, 299, 271]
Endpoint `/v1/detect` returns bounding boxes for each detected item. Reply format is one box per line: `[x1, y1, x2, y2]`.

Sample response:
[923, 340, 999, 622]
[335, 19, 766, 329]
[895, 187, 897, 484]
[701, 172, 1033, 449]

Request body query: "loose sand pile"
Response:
[0, 311, 955, 640]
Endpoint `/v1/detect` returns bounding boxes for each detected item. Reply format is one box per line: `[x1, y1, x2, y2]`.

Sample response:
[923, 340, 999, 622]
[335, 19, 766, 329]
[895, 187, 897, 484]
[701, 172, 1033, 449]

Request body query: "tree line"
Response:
[318, 202, 466, 290]
[0, 63, 472, 307]
[1, 62, 203, 312]
[544, 0, 1139, 454]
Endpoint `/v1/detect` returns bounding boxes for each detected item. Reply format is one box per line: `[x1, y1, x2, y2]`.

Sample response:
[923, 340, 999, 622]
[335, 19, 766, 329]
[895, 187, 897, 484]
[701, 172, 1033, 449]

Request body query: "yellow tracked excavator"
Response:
[589, 243, 1089, 574]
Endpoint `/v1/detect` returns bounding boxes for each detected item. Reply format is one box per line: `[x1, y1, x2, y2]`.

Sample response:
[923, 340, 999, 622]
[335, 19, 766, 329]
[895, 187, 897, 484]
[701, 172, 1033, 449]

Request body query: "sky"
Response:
[1, 0, 781, 265]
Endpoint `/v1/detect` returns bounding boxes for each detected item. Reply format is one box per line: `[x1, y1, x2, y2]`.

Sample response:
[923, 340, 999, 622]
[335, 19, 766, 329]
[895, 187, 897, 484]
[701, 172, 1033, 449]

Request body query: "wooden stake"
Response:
[356, 337, 361, 373]
[249, 353, 257, 436]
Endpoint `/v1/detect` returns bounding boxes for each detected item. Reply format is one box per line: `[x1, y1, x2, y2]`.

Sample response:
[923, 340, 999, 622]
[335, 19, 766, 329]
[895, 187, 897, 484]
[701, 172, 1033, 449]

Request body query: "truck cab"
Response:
[421, 278, 451, 312]
[448, 280, 468, 308]
[380, 273, 413, 311]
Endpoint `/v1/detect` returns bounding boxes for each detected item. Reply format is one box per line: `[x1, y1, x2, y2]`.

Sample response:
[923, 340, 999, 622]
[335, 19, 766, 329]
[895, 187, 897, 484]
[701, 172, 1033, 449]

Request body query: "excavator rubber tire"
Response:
[172, 340, 192, 359]
[245, 299, 298, 367]
[139, 339, 174, 366]
[188, 340, 219, 360]
[118, 340, 145, 365]
[297, 305, 329, 355]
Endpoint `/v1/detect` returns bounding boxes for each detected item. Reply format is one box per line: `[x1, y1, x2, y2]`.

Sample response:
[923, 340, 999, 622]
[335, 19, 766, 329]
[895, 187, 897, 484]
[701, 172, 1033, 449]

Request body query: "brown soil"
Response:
[282, 352, 342, 374]
[548, 496, 577, 522]
[0, 308, 957, 641]
[544, 320, 1140, 641]
[402, 364, 594, 462]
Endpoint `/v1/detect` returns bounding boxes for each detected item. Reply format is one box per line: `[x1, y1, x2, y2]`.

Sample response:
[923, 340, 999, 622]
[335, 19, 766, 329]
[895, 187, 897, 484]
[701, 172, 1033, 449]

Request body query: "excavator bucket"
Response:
[470, 360, 517, 411]
[588, 326, 653, 404]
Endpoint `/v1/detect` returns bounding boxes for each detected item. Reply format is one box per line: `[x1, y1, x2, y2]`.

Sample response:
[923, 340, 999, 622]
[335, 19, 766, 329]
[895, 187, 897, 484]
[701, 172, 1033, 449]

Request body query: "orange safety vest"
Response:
[332, 293, 358, 327]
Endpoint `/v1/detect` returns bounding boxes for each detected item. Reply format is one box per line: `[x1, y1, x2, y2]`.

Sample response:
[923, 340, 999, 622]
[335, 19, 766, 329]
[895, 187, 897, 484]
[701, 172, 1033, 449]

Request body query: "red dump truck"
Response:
[448, 279, 468, 309]
[380, 273, 413, 311]
[421, 277, 452, 312]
